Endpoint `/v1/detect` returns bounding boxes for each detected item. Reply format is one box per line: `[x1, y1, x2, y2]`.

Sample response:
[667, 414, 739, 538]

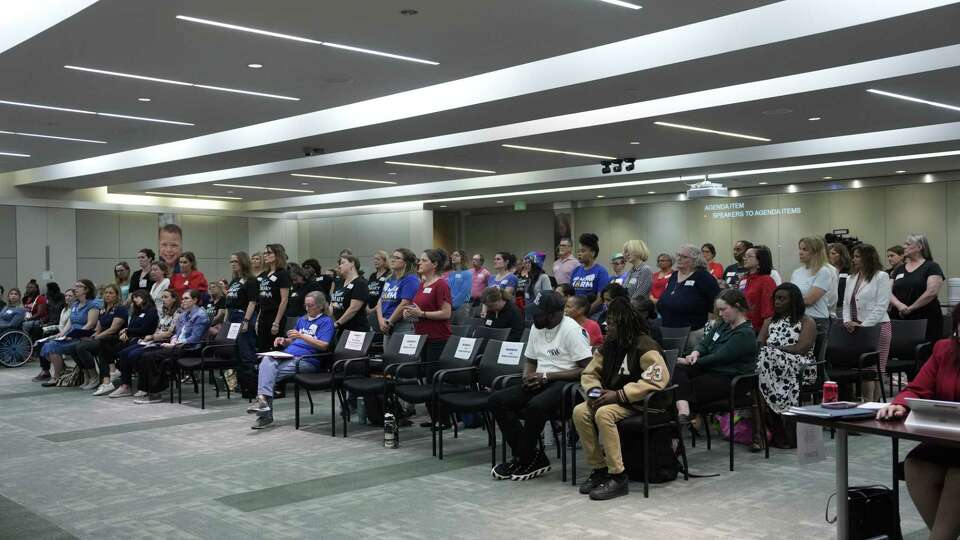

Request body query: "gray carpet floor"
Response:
[0, 366, 932, 539]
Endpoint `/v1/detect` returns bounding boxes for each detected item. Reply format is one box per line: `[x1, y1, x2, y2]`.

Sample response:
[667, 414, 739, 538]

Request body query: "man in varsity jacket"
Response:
[572, 297, 671, 501]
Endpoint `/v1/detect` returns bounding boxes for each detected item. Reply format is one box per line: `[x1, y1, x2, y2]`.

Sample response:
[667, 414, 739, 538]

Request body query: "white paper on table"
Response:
[399, 334, 420, 355]
[856, 402, 887, 410]
[497, 342, 523, 365]
[454, 337, 477, 360]
[796, 422, 826, 465]
[226, 323, 241, 340]
[345, 331, 365, 351]
[257, 351, 294, 359]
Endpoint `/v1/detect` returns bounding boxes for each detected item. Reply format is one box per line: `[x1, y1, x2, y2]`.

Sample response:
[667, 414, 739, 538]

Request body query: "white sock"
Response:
[677, 400, 690, 417]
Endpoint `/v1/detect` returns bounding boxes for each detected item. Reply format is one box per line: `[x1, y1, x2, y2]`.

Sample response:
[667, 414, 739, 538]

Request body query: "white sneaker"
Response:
[133, 393, 163, 404]
[80, 379, 99, 391]
[133, 390, 148, 398]
[92, 384, 115, 396]
[108, 387, 132, 398]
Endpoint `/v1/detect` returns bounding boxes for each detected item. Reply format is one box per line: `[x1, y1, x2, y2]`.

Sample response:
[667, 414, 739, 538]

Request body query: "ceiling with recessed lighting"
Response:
[1, 0, 960, 213]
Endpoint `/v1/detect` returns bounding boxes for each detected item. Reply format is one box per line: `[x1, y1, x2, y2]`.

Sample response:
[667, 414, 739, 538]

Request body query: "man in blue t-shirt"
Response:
[569, 232, 610, 314]
[247, 291, 335, 429]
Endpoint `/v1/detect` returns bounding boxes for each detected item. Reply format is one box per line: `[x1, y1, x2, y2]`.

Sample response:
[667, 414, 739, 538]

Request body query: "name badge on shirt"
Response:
[269, 275, 277, 282]
[839, 273, 849, 279]
[684, 280, 695, 286]
[184, 281, 189, 286]
[485, 319, 493, 326]
[628, 278, 637, 285]
[895, 273, 904, 280]
[423, 287, 432, 294]
[346, 283, 354, 290]
[712, 331, 720, 341]
[726, 272, 736, 277]
[139, 278, 147, 287]
[138, 313, 145, 318]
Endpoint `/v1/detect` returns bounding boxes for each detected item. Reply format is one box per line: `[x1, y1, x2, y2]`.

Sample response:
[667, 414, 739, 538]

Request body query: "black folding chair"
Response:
[434, 339, 526, 462]
[690, 370, 769, 472]
[885, 319, 928, 396]
[174, 321, 238, 409]
[338, 333, 426, 437]
[661, 336, 686, 354]
[392, 335, 484, 456]
[451, 325, 473, 337]
[293, 330, 374, 435]
[824, 323, 882, 401]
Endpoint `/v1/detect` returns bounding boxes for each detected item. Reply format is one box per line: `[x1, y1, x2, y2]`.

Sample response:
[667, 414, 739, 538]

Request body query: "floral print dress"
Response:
[757, 318, 815, 414]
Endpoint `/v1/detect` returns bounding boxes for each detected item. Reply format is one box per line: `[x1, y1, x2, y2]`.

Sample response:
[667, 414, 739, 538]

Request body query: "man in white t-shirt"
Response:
[489, 291, 593, 481]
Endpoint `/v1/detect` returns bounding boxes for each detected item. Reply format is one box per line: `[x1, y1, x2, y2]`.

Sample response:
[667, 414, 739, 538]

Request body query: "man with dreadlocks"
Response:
[572, 297, 671, 500]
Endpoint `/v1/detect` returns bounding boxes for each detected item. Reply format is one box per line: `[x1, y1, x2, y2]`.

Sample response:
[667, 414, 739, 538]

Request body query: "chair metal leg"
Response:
[729, 407, 735, 472]
[177, 370, 182, 404]
[294, 382, 301, 430]
[200, 368, 206, 410]
[431, 401, 437, 457]
[705, 416, 712, 450]
[438, 419, 444, 460]
[341, 389, 348, 438]
[877, 367, 887, 402]
[676, 425, 690, 481]
[222, 370, 231, 400]
[307, 389, 314, 414]
[489, 414, 496, 469]
[643, 425, 650, 498]
[330, 388, 337, 437]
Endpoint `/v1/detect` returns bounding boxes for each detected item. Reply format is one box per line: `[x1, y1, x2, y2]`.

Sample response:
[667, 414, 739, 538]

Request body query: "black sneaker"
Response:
[511, 451, 551, 481]
[251, 416, 274, 430]
[578, 468, 609, 494]
[589, 472, 629, 501]
[491, 457, 521, 480]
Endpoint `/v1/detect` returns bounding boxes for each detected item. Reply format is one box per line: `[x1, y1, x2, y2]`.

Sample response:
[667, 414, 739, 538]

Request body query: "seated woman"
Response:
[0, 288, 26, 332]
[32, 287, 73, 382]
[572, 297, 670, 501]
[877, 302, 960, 540]
[170, 252, 208, 299]
[554, 283, 575, 299]
[757, 283, 816, 448]
[480, 287, 524, 342]
[674, 289, 757, 442]
[203, 281, 227, 339]
[21, 280, 47, 332]
[565, 294, 603, 347]
[40, 280, 101, 387]
[246, 291, 334, 429]
[110, 289, 177, 398]
[134, 289, 209, 404]
[92, 290, 159, 398]
[74, 284, 128, 395]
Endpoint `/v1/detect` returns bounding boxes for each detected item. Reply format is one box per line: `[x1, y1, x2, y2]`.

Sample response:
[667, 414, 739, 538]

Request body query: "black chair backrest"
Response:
[825, 323, 880, 363]
[890, 319, 928, 360]
[334, 330, 375, 359]
[466, 317, 485, 328]
[520, 327, 531, 343]
[468, 304, 483, 318]
[286, 316, 301, 332]
[662, 336, 686, 354]
[211, 316, 239, 344]
[472, 325, 510, 342]
[381, 333, 426, 367]
[662, 349, 679, 378]
[451, 324, 472, 337]
[437, 335, 484, 372]
[477, 339, 525, 387]
[660, 326, 691, 341]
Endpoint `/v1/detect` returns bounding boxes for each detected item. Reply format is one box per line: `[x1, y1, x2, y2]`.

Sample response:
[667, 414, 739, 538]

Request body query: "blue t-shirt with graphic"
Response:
[570, 264, 610, 298]
[380, 274, 420, 319]
[285, 314, 336, 362]
[487, 273, 519, 291]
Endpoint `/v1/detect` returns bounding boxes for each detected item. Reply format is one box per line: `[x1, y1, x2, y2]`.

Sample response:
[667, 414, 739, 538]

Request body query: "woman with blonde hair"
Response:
[789, 236, 836, 338]
[621, 239, 653, 303]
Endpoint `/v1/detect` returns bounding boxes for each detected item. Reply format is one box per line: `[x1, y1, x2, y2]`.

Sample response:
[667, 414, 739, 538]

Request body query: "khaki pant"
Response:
[572, 401, 636, 474]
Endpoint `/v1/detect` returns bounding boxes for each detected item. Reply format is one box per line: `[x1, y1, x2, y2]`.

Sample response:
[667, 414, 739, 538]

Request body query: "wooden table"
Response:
[792, 415, 960, 539]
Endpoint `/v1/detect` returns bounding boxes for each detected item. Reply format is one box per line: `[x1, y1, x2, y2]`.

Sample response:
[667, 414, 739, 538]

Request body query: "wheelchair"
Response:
[0, 329, 34, 368]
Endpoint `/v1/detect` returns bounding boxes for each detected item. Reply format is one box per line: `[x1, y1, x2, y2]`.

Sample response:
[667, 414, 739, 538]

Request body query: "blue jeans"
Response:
[257, 358, 318, 399]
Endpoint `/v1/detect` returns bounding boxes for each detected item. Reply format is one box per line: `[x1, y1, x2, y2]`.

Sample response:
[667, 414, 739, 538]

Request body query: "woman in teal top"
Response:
[673, 288, 757, 427]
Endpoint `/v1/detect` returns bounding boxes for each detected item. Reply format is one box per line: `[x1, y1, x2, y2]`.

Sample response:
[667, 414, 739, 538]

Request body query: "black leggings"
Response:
[673, 364, 733, 406]
[256, 310, 285, 352]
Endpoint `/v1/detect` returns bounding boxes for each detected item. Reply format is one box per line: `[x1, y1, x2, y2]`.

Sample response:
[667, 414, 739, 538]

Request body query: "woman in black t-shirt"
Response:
[332, 254, 370, 334]
[226, 252, 260, 393]
[889, 233, 945, 343]
[129, 248, 155, 296]
[285, 263, 308, 318]
[257, 244, 291, 352]
[366, 250, 391, 330]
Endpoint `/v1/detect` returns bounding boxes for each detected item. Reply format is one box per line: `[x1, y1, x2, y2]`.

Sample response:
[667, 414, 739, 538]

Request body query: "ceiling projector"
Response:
[686, 180, 729, 199]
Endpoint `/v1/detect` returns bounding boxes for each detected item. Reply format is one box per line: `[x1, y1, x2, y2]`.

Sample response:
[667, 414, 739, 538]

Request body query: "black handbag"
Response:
[826, 485, 902, 540]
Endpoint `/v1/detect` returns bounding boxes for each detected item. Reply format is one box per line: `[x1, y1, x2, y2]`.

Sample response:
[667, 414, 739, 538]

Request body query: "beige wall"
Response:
[464, 209, 556, 270]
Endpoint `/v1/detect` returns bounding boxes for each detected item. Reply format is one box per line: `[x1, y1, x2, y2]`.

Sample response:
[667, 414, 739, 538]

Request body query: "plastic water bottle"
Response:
[356, 397, 368, 425]
[384, 413, 398, 448]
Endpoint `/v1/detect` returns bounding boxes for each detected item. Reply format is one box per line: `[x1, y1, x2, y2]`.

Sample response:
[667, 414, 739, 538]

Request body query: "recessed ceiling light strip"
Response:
[176, 15, 439, 66]
[0, 99, 193, 126]
[653, 121, 771, 142]
[290, 173, 396, 185]
[501, 143, 616, 160]
[64, 65, 300, 101]
[866, 88, 960, 113]
[212, 183, 314, 193]
[384, 161, 495, 174]
[597, 0, 642, 9]
[144, 191, 243, 200]
[0, 151, 30, 157]
[0, 130, 106, 144]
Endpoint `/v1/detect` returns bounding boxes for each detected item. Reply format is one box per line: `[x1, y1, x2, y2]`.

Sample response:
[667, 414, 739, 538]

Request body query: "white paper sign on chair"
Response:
[399, 334, 421, 355]
[497, 342, 523, 365]
[454, 337, 477, 360]
[226, 323, 241, 340]
[345, 331, 365, 351]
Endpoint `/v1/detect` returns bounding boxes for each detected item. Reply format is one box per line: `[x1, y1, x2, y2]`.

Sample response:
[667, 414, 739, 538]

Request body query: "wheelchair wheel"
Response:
[0, 330, 33, 368]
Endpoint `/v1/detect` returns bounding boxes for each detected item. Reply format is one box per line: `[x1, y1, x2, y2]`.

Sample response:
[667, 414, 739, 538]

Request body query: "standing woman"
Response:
[889, 233, 945, 344]
[701, 243, 724, 280]
[404, 249, 452, 367]
[444, 249, 473, 322]
[657, 244, 721, 351]
[225, 251, 260, 366]
[488, 252, 519, 298]
[570, 233, 610, 314]
[256, 244, 291, 352]
[842, 244, 892, 401]
[250, 252, 264, 279]
[331, 254, 369, 334]
[170, 252, 208, 299]
[789, 237, 835, 339]
[828, 243, 852, 317]
[74, 283, 128, 394]
[41, 280, 100, 387]
[377, 248, 420, 335]
[622, 240, 653, 304]
[285, 264, 308, 318]
[521, 251, 553, 320]
[886, 245, 904, 277]
[129, 248, 155, 295]
[114, 262, 132, 302]
[650, 253, 674, 303]
[740, 245, 777, 333]
[367, 250, 391, 330]
[149, 261, 171, 306]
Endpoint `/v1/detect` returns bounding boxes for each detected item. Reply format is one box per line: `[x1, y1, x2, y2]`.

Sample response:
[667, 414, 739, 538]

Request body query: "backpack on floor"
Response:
[55, 368, 83, 387]
[619, 427, 679, 483]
